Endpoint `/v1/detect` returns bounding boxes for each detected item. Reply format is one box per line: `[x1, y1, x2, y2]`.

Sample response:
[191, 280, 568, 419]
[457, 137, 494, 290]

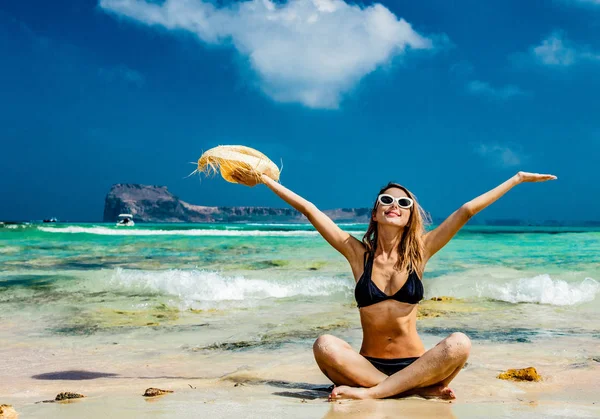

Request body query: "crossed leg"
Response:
[313, 332, 470, 400]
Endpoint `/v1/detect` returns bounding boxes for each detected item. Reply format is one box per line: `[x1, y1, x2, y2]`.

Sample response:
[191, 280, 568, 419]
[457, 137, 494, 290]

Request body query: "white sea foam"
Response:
[110, 268, 353, 308]
[4, 224, 25, 229]
[38, 226, 322, 237]
[0, 246, 20, 254]
[246, 223, 311, 227]
[38, 226, 364, 237]
[429, 273, 599, 306]
[247, 222, 366, 227]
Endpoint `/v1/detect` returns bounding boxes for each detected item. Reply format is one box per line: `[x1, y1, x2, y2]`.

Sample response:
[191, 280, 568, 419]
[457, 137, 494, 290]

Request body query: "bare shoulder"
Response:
[422, 230, 434, 247]
[344, 235, 365, 261]
[418, 233, 432, 277]
[345, 236, 367, 281]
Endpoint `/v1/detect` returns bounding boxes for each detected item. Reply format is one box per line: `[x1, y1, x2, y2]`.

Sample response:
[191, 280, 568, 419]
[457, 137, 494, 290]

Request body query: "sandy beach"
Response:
[2, 327, 599, 418]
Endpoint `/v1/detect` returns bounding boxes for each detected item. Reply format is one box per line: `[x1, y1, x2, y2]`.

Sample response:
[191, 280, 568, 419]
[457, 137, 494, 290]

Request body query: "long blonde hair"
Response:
[362, 182, 431, 274]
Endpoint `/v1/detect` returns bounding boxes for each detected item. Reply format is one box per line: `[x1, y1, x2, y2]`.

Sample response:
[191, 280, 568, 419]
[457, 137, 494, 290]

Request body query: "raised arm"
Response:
[260, 174, 364, 264]
[423, 171, 557, 261]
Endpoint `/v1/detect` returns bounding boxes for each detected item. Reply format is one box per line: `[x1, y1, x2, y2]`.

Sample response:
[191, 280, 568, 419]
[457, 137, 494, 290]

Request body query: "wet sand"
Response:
[2, 328, 599, 418]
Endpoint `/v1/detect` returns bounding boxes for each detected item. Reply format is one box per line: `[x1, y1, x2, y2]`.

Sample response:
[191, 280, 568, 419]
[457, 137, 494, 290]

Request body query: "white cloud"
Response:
[467, 80, 529, 100]
[533, 32, 577, 66]
[99, 0, 436, 109]
[98, 64, 145, 86]
[476, 144, 523, 168]
[532, 31, 600, 67]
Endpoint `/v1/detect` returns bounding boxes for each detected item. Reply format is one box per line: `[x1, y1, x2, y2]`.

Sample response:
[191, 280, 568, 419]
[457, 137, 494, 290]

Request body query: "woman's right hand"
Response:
[260, 173, 275, 184]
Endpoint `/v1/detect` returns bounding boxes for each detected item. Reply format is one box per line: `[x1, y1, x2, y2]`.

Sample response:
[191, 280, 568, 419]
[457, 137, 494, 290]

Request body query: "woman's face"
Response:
[372, 187, 412, 228]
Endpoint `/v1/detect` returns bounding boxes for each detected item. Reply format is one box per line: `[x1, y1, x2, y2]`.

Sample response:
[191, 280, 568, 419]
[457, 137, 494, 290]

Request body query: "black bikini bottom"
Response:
[364, 356, 420, 376]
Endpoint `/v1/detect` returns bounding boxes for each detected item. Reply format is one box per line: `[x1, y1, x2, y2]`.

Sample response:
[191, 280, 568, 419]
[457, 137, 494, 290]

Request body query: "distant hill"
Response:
[102, 184, 600, 226]
[103, 184, 372, 223]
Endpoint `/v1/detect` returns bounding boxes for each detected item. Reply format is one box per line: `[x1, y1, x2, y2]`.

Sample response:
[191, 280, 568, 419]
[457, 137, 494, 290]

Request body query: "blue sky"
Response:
[1, 0, 599, 222]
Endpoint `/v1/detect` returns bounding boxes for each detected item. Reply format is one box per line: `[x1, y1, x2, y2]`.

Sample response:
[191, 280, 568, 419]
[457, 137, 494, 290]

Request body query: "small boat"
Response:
[43, 218, 58, 223]
[116, 214, 135, 227]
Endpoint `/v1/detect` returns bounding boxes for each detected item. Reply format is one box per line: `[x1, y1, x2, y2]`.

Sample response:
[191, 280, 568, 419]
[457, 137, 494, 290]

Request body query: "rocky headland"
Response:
[103, 184, 371, 223]
[102, 184, 600, 225]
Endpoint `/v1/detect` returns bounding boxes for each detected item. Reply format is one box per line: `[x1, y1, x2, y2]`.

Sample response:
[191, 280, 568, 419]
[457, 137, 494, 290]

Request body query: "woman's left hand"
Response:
[516, 172, 557, 183]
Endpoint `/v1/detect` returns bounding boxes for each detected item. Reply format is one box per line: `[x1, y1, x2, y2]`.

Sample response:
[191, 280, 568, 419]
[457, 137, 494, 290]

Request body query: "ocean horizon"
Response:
[3, 219, 600, 227]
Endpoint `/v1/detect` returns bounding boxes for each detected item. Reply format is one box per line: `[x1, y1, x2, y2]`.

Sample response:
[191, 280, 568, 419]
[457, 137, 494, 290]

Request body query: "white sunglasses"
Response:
[377, 194, 414, 209]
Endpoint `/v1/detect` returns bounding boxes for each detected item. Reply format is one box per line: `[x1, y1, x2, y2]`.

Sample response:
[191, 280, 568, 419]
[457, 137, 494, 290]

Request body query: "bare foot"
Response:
[328, 385, 455, 401]
[328, 386, 371, 401]
[408, 385, 455, 400]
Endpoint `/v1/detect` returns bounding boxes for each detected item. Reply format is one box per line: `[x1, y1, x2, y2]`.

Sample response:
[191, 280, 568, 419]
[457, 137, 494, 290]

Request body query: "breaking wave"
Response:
[109, 268, 353, 308]
[38, 226, 330, 237]
[429, 273, 599, 306]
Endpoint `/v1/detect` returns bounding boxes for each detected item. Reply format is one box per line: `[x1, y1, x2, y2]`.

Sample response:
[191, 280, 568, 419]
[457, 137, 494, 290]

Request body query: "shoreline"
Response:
[2, 331, 599, 418]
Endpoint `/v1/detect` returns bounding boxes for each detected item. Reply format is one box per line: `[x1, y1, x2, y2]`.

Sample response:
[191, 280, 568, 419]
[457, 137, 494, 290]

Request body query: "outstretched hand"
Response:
[516, 172, 557, 183]
[228, 169, 271, 186]
[260, 173, 276, 184]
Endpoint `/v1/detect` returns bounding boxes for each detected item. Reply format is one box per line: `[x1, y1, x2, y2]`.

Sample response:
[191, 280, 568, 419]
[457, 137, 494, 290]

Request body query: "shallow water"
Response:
[1, 223, 598, 334]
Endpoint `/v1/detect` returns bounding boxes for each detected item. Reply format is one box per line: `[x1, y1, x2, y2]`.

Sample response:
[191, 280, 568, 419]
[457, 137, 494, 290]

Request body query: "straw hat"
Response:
[197, 145, 280, 187]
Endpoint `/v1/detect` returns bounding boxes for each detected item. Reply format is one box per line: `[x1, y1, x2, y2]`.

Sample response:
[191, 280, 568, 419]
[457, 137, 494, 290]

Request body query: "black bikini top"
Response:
[355, 252, 424, 308]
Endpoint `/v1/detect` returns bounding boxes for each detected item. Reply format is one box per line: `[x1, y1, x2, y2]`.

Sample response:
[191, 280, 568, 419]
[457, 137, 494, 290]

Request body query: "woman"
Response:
[259, 171, 556, 400]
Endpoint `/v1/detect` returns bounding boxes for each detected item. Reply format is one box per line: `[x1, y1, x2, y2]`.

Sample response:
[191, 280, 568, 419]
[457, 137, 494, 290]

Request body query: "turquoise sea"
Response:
[1, 222, 599, 418]
[1, 223, 599, 339]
